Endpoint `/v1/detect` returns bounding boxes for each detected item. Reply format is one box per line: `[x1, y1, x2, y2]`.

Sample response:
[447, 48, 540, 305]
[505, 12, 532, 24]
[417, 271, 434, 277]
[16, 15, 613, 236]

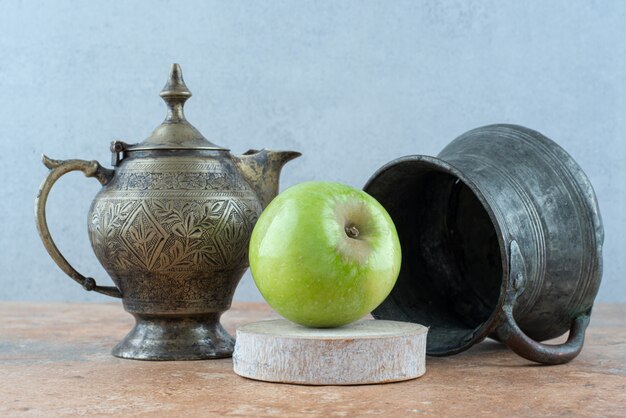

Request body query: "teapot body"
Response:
[88, 151, 263, 316]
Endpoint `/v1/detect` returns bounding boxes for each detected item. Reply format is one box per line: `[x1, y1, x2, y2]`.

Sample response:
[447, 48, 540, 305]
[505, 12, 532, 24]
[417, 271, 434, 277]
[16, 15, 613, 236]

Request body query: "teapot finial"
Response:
[160, 63, 192, 123]
[129, 63, 226, 151]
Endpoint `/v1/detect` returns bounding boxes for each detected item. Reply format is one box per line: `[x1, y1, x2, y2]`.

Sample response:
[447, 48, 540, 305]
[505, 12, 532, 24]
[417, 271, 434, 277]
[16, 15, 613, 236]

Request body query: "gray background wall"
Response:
[1, 0, 624, 303]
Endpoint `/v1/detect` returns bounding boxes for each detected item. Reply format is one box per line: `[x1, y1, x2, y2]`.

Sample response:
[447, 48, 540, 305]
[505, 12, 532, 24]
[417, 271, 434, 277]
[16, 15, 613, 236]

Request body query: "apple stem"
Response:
[345, 224, 360, 239]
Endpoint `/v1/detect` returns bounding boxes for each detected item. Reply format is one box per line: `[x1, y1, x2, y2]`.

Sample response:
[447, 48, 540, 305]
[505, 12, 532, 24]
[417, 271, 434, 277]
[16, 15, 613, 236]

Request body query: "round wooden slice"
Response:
[233, 319, 427, 385]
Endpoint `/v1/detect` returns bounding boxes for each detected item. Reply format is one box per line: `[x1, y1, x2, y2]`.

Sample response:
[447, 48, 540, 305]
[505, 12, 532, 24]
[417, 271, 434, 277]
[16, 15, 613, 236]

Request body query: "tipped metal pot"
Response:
[365, 124, 603, 364]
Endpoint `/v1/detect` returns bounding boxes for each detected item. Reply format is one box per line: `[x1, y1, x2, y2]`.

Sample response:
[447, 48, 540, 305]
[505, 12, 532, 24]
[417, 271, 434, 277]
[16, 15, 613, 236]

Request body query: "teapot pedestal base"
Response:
[112, 314, 234, 360]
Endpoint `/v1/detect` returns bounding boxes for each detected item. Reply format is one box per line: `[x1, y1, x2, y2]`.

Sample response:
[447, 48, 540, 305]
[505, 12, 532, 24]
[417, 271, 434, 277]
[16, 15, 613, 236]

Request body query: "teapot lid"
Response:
[128, 64, 228, 152]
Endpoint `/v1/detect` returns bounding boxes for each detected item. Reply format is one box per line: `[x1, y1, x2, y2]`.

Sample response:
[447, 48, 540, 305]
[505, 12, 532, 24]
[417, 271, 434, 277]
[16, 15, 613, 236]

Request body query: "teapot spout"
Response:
[233, 149, 301, 208]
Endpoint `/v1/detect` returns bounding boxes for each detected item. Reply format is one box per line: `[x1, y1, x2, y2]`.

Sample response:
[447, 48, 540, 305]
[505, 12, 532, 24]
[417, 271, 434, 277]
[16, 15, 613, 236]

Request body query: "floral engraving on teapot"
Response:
[84, 155, 264, 311]
[90, 198, 260, 279]
[117, 171, 245, 191]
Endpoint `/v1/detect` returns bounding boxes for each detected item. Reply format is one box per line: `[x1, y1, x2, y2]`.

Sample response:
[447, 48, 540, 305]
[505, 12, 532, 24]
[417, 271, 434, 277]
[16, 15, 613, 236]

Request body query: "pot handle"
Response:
[496, 240, 590, 365]
[35, 156, 122, 298]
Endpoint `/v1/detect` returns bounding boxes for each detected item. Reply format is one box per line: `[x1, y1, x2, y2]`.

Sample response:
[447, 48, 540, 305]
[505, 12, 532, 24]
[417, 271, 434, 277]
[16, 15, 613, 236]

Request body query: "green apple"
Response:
[249, 181, 401, 328]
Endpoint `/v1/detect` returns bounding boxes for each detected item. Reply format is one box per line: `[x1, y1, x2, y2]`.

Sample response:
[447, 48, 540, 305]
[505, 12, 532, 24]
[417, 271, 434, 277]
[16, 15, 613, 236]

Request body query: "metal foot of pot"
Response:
[112, 314, 234, 360]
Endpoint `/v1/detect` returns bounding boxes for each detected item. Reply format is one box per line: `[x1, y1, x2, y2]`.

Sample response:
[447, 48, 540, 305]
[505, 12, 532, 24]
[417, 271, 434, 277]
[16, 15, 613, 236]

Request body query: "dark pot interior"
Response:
[366, 157, 504, 355]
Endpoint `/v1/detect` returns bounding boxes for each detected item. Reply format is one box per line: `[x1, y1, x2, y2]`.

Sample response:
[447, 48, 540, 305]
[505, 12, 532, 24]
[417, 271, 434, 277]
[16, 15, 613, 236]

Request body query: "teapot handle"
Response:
[35, 156, 122, 298]
[496, 240, 589, 364]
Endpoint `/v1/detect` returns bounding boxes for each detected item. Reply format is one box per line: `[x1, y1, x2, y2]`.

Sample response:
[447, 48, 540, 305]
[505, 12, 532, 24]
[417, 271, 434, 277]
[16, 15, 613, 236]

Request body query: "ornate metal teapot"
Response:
[35, 64, 300, 360]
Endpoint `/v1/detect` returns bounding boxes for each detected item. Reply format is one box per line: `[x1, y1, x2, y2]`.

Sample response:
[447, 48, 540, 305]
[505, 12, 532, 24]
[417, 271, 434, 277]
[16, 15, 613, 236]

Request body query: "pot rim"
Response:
[364, 154, 510, 356]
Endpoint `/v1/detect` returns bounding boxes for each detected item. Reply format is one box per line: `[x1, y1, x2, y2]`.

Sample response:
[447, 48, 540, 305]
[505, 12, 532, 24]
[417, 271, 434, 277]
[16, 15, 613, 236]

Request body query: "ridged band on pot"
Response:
[364, 124, 603, 365]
